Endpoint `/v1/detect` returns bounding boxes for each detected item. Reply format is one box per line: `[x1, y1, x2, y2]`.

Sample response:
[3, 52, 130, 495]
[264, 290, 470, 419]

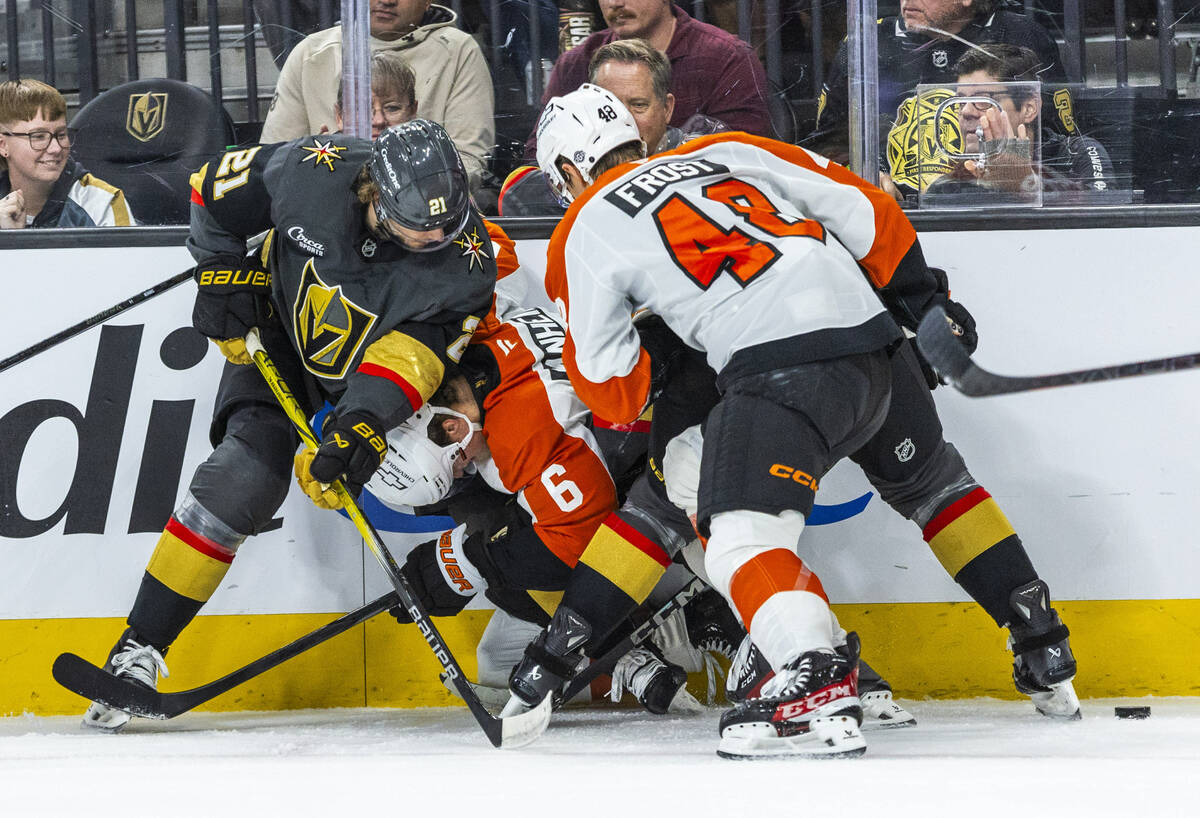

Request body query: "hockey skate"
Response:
[717, 633, 865, 760]
[81, 628, 169, 732]
[858, 659, 916, 729]
[609, 646, 703, 714]
[1008, 579, 1081, 720]
[727, 635, 913, 731]
[503, 605, 592, 715]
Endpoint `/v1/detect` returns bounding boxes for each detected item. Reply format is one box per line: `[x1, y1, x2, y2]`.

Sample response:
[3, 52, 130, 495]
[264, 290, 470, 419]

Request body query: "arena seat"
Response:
[70, 79, 237, 225]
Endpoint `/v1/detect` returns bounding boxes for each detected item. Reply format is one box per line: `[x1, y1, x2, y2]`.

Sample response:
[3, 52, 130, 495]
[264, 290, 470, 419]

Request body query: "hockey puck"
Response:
[1115, 706, 1151, 719]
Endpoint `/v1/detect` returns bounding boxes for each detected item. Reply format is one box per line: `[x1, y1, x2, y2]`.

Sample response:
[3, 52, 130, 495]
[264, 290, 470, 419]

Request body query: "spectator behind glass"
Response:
[0, 79, 135, 229]
[927, 45, 1114, 200]
[500, 37, 727, 216]
[523, 0, 769, 158]
[260, 0, 494, 192]
[811, 0, 1076, 202]
[329, 51, 418, 138]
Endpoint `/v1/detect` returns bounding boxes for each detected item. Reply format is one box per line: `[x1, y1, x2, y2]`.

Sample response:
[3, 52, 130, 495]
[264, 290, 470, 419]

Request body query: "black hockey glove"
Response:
[634, 312, 691, 404]
[944, 298, 978, 355]
[192, 256, 273, 364]
[390, 525, 487, 622]
[913, 298, 979, 389]
[293, 411, 387, 509]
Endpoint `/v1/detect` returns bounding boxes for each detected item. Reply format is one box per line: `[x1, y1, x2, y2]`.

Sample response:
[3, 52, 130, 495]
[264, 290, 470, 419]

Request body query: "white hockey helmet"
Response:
[535, 83, 645, 205]
[366, 405, 479, 509]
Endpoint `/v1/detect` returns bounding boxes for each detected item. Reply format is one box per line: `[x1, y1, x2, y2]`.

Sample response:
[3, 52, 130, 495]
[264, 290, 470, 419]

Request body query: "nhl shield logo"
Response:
[894, 438, 916, 462]
[292, 259, 378, 379]
[932, 49, 949, 69]
[126, 92, 168, 142]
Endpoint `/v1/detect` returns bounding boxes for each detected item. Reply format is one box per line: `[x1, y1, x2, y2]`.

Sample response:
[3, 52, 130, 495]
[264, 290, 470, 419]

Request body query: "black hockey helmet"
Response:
[368, 119, 470, 250]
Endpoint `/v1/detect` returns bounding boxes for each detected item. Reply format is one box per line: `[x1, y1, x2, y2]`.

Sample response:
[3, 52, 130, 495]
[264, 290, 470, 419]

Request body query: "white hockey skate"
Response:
[609, 647, 704, 714]
[858, 658, 916, 729]
[81, 629, 169, 732]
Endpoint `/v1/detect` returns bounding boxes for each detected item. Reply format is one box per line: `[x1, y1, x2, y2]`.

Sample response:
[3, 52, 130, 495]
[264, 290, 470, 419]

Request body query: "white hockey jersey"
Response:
[545, 132, 928, 425]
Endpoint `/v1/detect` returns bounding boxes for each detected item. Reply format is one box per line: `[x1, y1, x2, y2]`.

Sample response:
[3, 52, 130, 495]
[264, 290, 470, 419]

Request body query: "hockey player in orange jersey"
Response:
[509, 84, 1079, 759]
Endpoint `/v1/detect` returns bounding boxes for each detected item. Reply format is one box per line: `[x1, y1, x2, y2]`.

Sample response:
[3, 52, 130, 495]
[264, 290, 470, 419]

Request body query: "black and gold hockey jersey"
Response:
[187, 134, 498, 428]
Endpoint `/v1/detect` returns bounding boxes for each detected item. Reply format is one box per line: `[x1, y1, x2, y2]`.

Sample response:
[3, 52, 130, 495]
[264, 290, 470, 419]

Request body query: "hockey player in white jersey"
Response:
[529, 84, 1078, 759]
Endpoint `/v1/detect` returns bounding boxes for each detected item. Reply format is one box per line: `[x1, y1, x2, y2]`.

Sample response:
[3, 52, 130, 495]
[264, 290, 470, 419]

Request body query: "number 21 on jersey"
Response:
[652, 178, 825, 290]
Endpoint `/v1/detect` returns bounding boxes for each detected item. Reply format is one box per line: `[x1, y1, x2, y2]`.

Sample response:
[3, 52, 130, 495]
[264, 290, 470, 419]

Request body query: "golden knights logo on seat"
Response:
[126, 92, 168, 142]
[292, 259, 378, 379]
[886, 87, 962, 192]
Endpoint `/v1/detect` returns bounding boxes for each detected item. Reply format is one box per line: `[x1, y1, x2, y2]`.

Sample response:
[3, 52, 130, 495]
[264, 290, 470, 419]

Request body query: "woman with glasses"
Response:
[0, 79, 135, 229]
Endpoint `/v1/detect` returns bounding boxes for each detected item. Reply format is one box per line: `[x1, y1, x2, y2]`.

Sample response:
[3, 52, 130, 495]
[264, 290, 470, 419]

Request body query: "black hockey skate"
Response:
[609, 644, 702, 714]
[1008, 579, 1081, 720]
[718, 633, 865, 760]
[503, 605, 591, 715]
[81, 627, 169, 732]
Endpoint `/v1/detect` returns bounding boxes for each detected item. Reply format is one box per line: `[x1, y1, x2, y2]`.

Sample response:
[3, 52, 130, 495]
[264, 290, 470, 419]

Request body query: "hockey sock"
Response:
[128, 515, 240, 651]
[561, 512, 672, 652]
[922, 487, 1038, 627]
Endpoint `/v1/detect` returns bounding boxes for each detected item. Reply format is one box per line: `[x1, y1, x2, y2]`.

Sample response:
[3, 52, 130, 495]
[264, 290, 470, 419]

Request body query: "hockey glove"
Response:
[192, 256, 273, 364]
[389, 525, 488, 622]
[294, 411, 387, 508]
[944, 298, 978, 355]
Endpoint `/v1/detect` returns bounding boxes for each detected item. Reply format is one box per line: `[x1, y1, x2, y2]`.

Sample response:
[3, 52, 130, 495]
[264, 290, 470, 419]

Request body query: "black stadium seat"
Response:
[69, 79, 238, 225]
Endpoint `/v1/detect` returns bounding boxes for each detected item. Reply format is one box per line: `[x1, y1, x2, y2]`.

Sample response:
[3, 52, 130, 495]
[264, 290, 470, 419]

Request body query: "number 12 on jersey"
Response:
[651, 178, 825, 290]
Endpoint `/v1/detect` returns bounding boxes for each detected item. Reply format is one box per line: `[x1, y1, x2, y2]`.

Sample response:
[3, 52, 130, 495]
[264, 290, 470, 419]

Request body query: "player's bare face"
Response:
[370, 0, 429, 40]
[599, 0, 672, 41]
[900, 0, 973, 34]
[592, 60, 674, 154]
[0, 111, 69, 189]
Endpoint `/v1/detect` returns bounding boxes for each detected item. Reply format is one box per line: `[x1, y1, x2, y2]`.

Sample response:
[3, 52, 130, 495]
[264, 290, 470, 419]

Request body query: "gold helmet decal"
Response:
[292, 259, 378, 379]
[126, 92, 168, 142]
[886, 88, 962, 191]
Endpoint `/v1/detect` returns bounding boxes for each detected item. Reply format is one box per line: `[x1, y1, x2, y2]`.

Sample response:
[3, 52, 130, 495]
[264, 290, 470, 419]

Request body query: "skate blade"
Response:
[1031, 681, 1082, 720]
[717, 715, 866, 760]
[861, 690, 917, 730]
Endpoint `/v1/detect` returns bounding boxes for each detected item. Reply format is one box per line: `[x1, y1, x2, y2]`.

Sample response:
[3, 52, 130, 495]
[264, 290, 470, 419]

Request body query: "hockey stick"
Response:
[916, 305, 1200, 397]
[0, 232, 269, 374]
[0, 269, 194, 373]
[559, 576, 706, 704]
[245, 329, 550, 748]
[53, 591, 399, 720]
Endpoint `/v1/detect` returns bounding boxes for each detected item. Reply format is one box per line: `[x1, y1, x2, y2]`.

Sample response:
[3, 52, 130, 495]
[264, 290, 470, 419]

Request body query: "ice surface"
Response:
[2, 698, 1196, 817]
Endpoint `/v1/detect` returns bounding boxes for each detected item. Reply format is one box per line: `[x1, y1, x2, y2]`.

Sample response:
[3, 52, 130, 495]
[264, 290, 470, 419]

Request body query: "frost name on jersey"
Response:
[604, 158, 730, 216]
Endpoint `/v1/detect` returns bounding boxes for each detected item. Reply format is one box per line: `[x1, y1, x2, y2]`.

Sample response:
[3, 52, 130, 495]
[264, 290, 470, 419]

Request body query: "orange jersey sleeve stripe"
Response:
[923, 489, 1017, 577]
[729, 548, 828, 630]
[656, 132, 917, 289]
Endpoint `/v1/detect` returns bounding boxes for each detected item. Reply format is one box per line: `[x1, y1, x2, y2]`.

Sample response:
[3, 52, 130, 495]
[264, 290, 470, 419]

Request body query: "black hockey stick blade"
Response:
[559, 577, 706, 704]
[917, 306, 1200, 397]
[52, 591, 400, 719]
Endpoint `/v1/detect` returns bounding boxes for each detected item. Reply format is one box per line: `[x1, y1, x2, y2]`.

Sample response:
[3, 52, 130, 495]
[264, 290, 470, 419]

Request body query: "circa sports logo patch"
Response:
[299, 138, 348, 172]
[292, 258, 377, 379]
[886, 87, 961, 191]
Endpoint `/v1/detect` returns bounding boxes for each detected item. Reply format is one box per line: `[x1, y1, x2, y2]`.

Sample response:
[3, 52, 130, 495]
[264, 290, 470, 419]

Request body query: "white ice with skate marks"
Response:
[2, 698, 1195, 817]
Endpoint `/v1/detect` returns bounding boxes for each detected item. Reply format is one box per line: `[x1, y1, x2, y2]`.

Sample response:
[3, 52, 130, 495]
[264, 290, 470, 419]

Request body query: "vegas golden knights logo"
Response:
[126, 92, 168, 142]
[886, 88, 962, 192]
[292, 259, 378, 379]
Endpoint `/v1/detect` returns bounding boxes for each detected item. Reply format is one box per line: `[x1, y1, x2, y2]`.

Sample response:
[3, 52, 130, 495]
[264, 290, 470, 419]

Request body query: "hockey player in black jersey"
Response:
[82, 120, 498, 731]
